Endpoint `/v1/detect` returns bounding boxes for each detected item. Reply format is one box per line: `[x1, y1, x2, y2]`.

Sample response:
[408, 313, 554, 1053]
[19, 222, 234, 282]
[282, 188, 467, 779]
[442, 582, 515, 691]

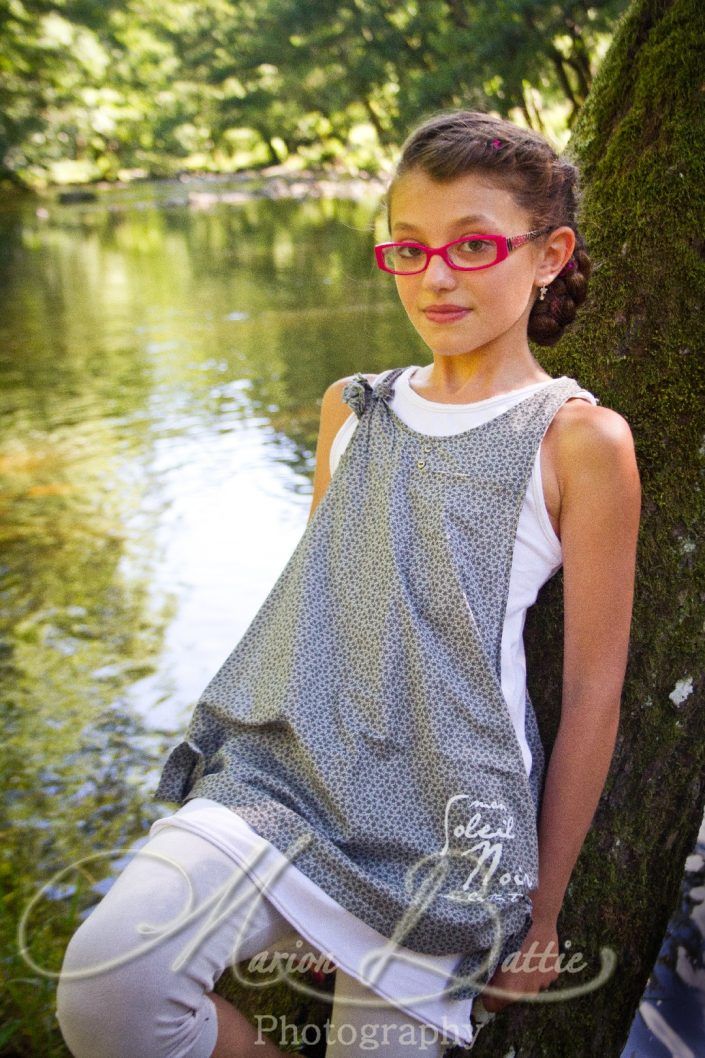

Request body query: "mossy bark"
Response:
[490, 0, 705, 1055]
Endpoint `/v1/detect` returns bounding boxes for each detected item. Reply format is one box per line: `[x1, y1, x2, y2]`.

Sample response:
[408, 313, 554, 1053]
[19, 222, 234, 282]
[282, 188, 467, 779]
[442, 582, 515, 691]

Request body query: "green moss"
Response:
[516, 1, 705, 1054]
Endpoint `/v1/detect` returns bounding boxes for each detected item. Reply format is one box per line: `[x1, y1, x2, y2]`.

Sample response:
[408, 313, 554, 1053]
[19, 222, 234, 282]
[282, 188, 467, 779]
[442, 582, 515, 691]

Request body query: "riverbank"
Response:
[0, 162, 390, 212]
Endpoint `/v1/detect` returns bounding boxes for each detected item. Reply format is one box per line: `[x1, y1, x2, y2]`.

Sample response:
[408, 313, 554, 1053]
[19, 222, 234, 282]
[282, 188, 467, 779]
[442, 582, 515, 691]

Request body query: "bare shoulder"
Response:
[322, 371, 380, 399]
[318, 372, 378, 434]
[547, 398, 641, 518]
[307, 372, 379, 522]
[554, 398, 637, 472]
[321, 372, 378, 406]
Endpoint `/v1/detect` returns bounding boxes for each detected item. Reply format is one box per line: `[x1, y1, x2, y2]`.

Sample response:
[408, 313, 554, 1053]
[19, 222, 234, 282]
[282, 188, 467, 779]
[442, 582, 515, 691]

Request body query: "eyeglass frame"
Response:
[374, 227, 554, 275]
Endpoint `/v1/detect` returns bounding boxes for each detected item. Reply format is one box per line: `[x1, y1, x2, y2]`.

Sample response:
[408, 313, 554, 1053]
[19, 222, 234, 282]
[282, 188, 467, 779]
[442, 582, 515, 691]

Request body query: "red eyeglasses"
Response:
[374, 228, 553, 275]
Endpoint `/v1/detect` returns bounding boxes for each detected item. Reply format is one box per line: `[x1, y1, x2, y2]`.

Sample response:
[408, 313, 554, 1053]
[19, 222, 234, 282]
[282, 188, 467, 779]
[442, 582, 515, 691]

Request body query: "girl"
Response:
[56, 109, 641, 1057]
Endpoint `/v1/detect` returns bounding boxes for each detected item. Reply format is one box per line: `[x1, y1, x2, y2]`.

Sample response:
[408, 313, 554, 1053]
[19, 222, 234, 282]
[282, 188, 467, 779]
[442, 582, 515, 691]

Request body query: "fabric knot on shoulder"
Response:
[342, 373, 374, 419]
[373, 372, 397, 405]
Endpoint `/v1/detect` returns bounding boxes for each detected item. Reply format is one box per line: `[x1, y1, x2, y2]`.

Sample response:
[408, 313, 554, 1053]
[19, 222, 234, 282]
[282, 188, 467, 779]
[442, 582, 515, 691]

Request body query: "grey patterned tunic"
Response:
[153, 366, 593, 1005]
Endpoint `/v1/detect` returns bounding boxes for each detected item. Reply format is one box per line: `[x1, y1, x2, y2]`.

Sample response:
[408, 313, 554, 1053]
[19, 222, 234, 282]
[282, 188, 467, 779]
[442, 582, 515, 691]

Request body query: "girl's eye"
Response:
[447, 239, 498, 267]
[397, 244, 425, 258]
[457, 239, 492, 254]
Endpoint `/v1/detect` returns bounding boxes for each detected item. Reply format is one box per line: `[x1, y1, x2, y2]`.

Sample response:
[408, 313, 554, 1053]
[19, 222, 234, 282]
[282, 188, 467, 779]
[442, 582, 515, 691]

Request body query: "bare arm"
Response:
[307, 373, 377, 523]
[483, 402, 641, 1012]
[529, 403, 641, 924]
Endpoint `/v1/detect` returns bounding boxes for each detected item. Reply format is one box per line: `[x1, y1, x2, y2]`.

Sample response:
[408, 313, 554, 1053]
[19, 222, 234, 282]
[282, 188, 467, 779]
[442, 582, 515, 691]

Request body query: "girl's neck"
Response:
[409, 359, 552, 405]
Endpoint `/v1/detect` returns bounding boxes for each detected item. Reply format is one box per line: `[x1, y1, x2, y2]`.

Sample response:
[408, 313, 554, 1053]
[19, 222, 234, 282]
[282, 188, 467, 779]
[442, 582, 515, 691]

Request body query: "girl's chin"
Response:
[415, 324, 486, 352]
[413, 317, 516, 354]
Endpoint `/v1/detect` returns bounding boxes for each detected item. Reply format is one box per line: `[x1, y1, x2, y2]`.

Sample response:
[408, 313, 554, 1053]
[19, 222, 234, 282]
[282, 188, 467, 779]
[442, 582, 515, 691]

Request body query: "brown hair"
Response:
[385, 109, 591, 347]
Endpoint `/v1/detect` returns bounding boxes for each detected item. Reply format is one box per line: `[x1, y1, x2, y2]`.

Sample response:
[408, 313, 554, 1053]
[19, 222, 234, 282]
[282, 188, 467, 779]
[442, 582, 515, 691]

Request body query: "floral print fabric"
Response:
[153, 366, 591, 1005]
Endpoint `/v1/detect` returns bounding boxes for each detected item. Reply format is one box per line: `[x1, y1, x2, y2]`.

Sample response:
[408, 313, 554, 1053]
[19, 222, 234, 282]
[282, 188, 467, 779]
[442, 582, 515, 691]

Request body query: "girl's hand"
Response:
[479, 919, 561, 1014]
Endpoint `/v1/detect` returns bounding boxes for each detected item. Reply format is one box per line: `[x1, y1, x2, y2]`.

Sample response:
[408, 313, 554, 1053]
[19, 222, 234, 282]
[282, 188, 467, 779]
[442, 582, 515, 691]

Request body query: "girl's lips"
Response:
[423, 307, 470, 323]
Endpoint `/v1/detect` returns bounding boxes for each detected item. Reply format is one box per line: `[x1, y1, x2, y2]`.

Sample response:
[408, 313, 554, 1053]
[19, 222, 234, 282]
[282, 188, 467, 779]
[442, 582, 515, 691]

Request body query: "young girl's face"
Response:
[388, 168, 557, 362]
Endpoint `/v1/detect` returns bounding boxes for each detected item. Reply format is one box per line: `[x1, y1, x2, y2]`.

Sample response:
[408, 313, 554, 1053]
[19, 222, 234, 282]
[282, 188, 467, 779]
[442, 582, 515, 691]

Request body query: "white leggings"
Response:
[55, 823, 452, 1057]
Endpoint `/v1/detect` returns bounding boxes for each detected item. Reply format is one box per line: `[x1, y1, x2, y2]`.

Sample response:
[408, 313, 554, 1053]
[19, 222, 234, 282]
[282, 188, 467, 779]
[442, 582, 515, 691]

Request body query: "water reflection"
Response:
[0, 182, 406, 1054]
[0, 187, 403, 735]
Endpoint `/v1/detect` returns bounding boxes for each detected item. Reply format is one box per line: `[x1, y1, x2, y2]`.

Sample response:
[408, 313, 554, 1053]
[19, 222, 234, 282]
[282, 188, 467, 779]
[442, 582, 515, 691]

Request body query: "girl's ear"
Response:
[535, 226, 575, 286]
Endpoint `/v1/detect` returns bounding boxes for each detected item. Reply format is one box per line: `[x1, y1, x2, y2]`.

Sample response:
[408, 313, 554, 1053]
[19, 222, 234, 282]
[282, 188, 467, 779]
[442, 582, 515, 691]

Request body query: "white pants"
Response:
[55, 823, 453, 1057]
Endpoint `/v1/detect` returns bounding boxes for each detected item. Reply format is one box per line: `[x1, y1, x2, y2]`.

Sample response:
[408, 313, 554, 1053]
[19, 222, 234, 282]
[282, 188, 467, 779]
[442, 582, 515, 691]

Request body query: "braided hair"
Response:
[384, 110, 591, 347]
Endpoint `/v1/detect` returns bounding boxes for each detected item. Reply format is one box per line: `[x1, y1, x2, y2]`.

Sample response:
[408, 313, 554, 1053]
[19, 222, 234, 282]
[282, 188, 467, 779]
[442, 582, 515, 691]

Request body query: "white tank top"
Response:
[329, 365, 599, 778]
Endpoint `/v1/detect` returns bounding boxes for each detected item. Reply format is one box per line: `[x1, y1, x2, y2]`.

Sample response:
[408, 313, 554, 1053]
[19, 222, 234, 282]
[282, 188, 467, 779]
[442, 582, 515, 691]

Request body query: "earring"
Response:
[538, 285, 548, 301]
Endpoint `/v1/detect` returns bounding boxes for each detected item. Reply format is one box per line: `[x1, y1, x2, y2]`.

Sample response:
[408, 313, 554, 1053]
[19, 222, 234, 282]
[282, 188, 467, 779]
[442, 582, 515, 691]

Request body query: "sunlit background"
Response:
[1, 0, 703, 1055]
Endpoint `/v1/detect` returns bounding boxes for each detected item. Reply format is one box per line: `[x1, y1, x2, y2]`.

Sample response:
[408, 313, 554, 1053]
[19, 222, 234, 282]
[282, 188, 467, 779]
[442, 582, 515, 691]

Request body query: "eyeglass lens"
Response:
[382, 238, 499, 273]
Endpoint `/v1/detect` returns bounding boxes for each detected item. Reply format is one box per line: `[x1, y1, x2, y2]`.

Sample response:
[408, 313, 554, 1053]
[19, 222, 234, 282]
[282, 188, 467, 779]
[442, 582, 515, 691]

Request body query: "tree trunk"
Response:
[469, 0, 705, 1054]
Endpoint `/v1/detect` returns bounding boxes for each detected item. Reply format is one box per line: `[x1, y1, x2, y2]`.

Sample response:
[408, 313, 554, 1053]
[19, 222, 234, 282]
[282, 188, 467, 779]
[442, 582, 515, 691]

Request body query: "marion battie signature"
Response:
[20, 819, 615, 1010]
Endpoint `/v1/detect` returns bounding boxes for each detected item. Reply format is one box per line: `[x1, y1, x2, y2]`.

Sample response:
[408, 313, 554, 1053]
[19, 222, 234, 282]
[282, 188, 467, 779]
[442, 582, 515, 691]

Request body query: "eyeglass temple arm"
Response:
[506, 228, 551, 252]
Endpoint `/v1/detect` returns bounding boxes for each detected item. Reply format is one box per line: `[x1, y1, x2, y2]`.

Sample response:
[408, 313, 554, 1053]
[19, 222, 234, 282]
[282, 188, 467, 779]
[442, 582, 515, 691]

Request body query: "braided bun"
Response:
[529, 243, 592, 347]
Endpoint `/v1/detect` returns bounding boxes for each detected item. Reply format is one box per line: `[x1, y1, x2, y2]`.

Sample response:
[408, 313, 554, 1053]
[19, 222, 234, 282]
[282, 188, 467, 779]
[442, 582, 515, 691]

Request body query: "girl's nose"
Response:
[422, 253, 458, 289]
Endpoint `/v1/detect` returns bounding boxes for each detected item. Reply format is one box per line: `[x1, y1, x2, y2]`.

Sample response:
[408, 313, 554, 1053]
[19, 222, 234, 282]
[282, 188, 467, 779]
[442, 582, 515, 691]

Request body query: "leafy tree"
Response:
[0, 0, 630, 189]
[0, 0, 125, 184]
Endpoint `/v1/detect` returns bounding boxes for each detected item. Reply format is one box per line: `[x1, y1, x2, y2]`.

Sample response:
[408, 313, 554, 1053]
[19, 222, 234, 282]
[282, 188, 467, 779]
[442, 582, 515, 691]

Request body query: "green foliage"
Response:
[0, 0, 629, 189]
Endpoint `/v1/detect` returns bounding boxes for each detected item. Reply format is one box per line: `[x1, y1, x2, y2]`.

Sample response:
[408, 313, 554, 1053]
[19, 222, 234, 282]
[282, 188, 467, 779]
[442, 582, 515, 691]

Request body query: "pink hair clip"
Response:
[490, 139, 504, 150]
